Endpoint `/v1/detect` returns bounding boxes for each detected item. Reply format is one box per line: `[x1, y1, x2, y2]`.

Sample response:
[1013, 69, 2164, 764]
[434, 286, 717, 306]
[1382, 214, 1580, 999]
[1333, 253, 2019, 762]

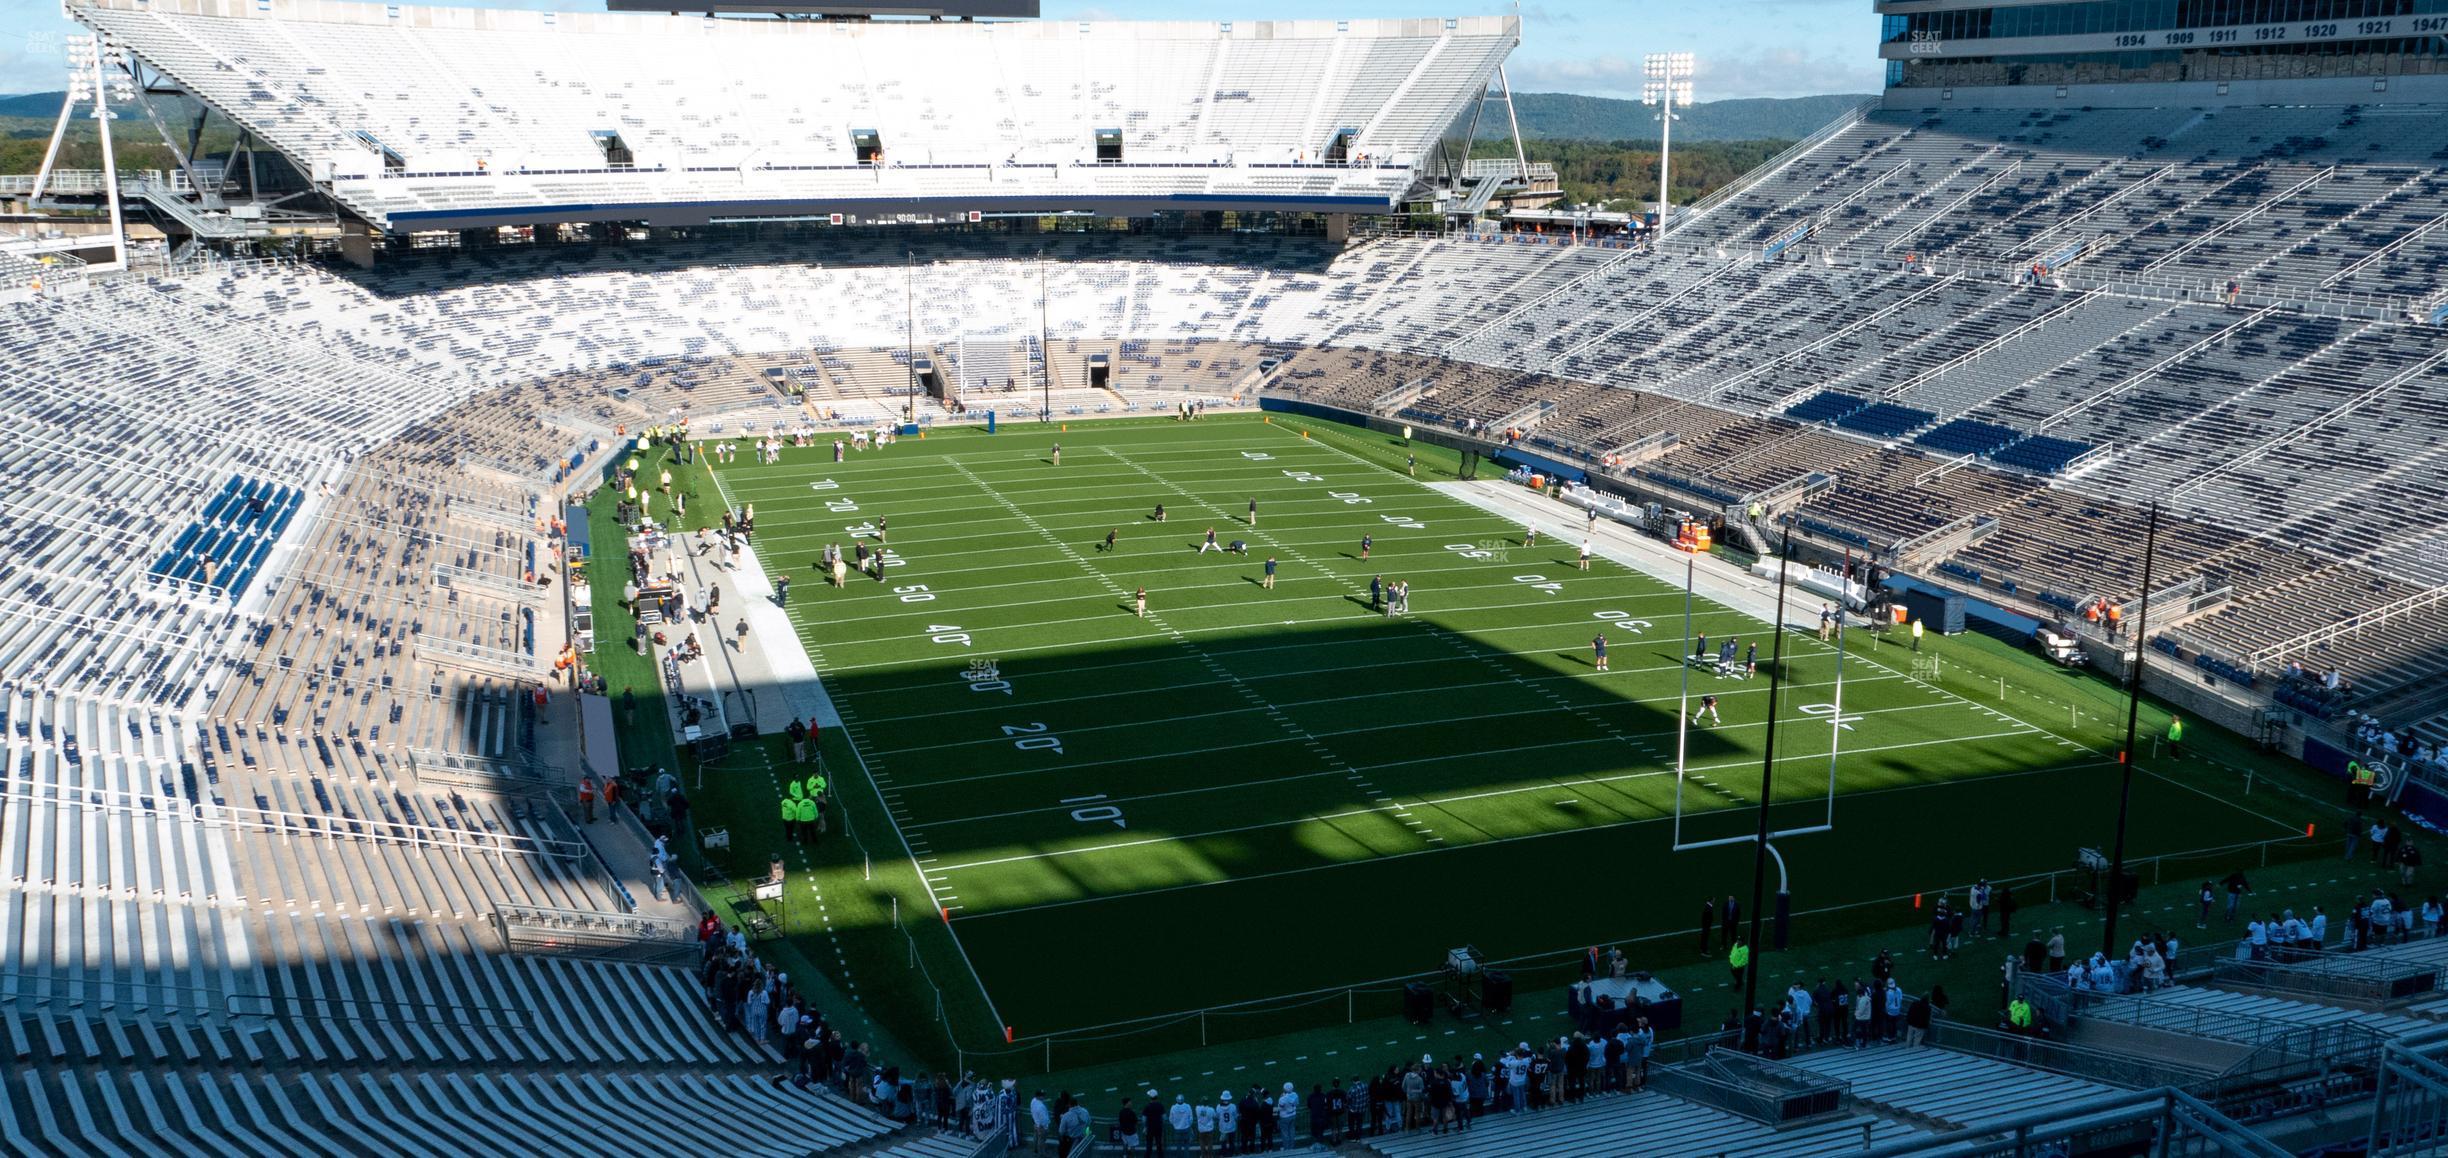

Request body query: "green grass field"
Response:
[708, 415, 2302, 1043]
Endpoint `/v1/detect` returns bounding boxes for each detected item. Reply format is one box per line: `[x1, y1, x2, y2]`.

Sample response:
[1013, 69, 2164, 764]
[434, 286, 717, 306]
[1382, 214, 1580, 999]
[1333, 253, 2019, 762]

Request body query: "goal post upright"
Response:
[1740, 528, 1796, 1018]
[1670, 530, 1838, 853]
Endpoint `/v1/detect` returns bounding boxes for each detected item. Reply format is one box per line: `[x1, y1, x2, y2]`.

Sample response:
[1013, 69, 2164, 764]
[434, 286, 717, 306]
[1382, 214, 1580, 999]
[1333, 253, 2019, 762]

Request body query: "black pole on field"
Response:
[2101, 501, 2161, 959]
[904, 251, 917, 425]
[1741, 528, 1796, 1021]
[1039, 252, 1051, 423]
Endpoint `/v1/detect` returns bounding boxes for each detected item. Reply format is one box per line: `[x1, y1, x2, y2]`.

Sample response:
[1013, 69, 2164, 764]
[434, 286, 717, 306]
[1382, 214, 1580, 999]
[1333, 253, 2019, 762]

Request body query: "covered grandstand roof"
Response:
[70, 0, 1517, 232]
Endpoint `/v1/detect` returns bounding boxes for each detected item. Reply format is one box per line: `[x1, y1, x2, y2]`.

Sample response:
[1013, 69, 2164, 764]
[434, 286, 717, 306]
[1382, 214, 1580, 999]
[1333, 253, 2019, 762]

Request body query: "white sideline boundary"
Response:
[708, 459, 1010, 1039]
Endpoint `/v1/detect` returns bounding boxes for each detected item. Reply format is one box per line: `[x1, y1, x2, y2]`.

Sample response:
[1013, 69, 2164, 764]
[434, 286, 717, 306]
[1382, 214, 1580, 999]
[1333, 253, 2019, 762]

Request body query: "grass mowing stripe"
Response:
[851, 658, 1905, 731]
[713, 416, 2303, 1039]
[804, 603, 1772, 673]
[930, 728, 2066, 899]
[922, 722, 2049, 886]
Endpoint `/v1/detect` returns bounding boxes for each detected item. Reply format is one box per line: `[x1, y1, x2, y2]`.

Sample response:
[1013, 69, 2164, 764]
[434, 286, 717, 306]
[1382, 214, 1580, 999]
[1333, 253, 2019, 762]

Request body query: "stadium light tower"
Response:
[32, 33, 134, 274]
[1640, 53, 1695, 245]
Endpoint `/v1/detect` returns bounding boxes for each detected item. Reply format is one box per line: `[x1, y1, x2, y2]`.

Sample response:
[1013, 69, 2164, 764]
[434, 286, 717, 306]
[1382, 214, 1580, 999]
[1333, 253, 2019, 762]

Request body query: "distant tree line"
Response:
[6, 116, 1791, 221]
[1, 121, 231, 177]
[1472, 138, 1795, 212]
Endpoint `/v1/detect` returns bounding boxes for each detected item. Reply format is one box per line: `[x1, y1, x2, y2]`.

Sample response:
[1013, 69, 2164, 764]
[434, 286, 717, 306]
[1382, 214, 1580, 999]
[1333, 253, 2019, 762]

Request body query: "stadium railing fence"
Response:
[901, 831, 2329, 1076]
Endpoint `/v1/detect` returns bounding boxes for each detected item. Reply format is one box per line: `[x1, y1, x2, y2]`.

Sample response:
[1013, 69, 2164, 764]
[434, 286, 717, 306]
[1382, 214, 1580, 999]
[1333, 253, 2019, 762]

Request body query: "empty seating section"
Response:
[19, 83, 2448, 1146]
[1363, 1087, 1920, 1157]
[2094, 984, 2432, 1042]
[1672, 103, 2448, 313]
[34, 177, 2448, 692]
[1786, 391, 1869, 424]
[0, 259, 790, 1134]
[1835, 402, 1937, 439]
[1913, 419, 2021, 457]
[75, 0, 1514, 226]
[1, 686, 261, 1023]
[1786, 1047, 2120, 1129]
[0, 1067, 897, 1155]
[149, 476, 304, 597]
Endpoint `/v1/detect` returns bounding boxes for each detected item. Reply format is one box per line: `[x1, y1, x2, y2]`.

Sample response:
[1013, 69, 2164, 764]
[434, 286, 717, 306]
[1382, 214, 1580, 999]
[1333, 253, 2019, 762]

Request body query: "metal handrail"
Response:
[0, 967, 276, 1018]
[214, 802, 584, 860]
[493, 901, 693, 942]
[1931, 1020, 2219, 1089]
[1673, 98, 1879, 230]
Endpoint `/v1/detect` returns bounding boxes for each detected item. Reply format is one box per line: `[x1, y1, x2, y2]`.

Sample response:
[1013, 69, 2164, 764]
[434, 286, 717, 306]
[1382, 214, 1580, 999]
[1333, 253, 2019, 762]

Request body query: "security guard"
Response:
[2006, 997, 2035, 1033]
[779, 792, 798, 843]
[1911, 618, 1925, 653]
[1727, 938, 1750, 988]
[2350, 759, 2378, 807]
[2166, 715, 2185, 759]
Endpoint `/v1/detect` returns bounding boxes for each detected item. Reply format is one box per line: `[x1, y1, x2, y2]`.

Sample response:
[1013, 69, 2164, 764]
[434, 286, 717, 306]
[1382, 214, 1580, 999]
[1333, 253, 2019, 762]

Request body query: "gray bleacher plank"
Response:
[390, 1073, 535, 1155]
[385, 920, 468, 1064]
[548, 957, 673, 1065]
[0, 1062, 29, 1156]
[285, 1073, 400, 1157]
[719, 1073, 897, 1151]
[97, 1072, 189, 1158]
[160, 1017, 206, 1064]
[327, 1073, 457, 1157]
[50, 1070, 138, 1158]
[483, 949, 588, 1064]
[224, 1073, 354, 1158]
[636, 961, 762, 1064]
[130, 1017, 170, 1063]
[111, 1067, 204, 1155]
[451, 1073, 638, 1158]
[63, 1013, 99, 1061]
[558, 1072, 711, 1144]
[560, 1073, 789, 1157]
[414, 922, 505, 1064]
[133, 1072, 263, 1158]
[97, 1013, 138, 1063]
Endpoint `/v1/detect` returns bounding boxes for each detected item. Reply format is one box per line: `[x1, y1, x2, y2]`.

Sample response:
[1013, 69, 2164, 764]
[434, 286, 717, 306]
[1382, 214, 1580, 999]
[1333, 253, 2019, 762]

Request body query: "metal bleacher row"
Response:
[70, 0, 1517, 228]
[1349, 956, 2448, 1157]
[121, 147, 2446, 696]
[0, 264, 941, 1150]
[148, 475, 304, 598]
[0, 1068, 891, 1157]
[1364, 1087, 1920, 1158]
[12, 80, 2448, 1151]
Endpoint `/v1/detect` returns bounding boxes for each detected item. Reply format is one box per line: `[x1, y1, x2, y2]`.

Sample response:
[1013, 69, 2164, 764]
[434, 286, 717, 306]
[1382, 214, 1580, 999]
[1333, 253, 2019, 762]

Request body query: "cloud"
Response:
[1505, 54, 1642, 98]
[0, 31, 62, 97]
[1509, 47, 1880, 101]
[1518, 4, 1582, 25]
[1697, 48, 1884, 98]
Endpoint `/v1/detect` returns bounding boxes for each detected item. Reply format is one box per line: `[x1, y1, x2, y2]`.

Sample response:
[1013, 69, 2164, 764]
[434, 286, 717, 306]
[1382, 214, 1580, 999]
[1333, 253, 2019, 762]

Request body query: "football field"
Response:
[715, 416, 2298, 1039]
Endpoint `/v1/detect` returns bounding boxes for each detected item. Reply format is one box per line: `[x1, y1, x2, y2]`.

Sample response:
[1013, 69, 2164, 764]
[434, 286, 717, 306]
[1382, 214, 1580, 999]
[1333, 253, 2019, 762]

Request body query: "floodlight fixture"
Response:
[1640, 54, 1698, 243]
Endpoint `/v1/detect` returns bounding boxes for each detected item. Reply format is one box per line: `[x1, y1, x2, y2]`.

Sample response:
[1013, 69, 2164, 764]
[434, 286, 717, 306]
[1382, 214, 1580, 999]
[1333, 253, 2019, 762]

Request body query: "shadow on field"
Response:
[694, 596, 2283, 1035]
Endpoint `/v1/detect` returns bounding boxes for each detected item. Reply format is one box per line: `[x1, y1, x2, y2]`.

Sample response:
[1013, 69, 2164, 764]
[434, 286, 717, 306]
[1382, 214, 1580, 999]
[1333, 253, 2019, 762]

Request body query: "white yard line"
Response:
[939, 452, 1427, 851]
[933, 730, 2067, 909]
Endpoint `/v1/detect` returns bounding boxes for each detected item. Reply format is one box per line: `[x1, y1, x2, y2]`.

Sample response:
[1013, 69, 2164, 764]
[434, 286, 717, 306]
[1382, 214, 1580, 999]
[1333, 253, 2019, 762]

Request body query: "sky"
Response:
[0, 0, 1884, 101]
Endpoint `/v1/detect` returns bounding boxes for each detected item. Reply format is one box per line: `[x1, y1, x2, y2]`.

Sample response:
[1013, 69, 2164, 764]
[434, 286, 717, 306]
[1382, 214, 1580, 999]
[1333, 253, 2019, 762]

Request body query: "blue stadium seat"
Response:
[1913, 419, 2023, 457]
[1836, 402, 1937, 439]
[1784, 391, 1870, 424]
[1990, 435, 2093, 474]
